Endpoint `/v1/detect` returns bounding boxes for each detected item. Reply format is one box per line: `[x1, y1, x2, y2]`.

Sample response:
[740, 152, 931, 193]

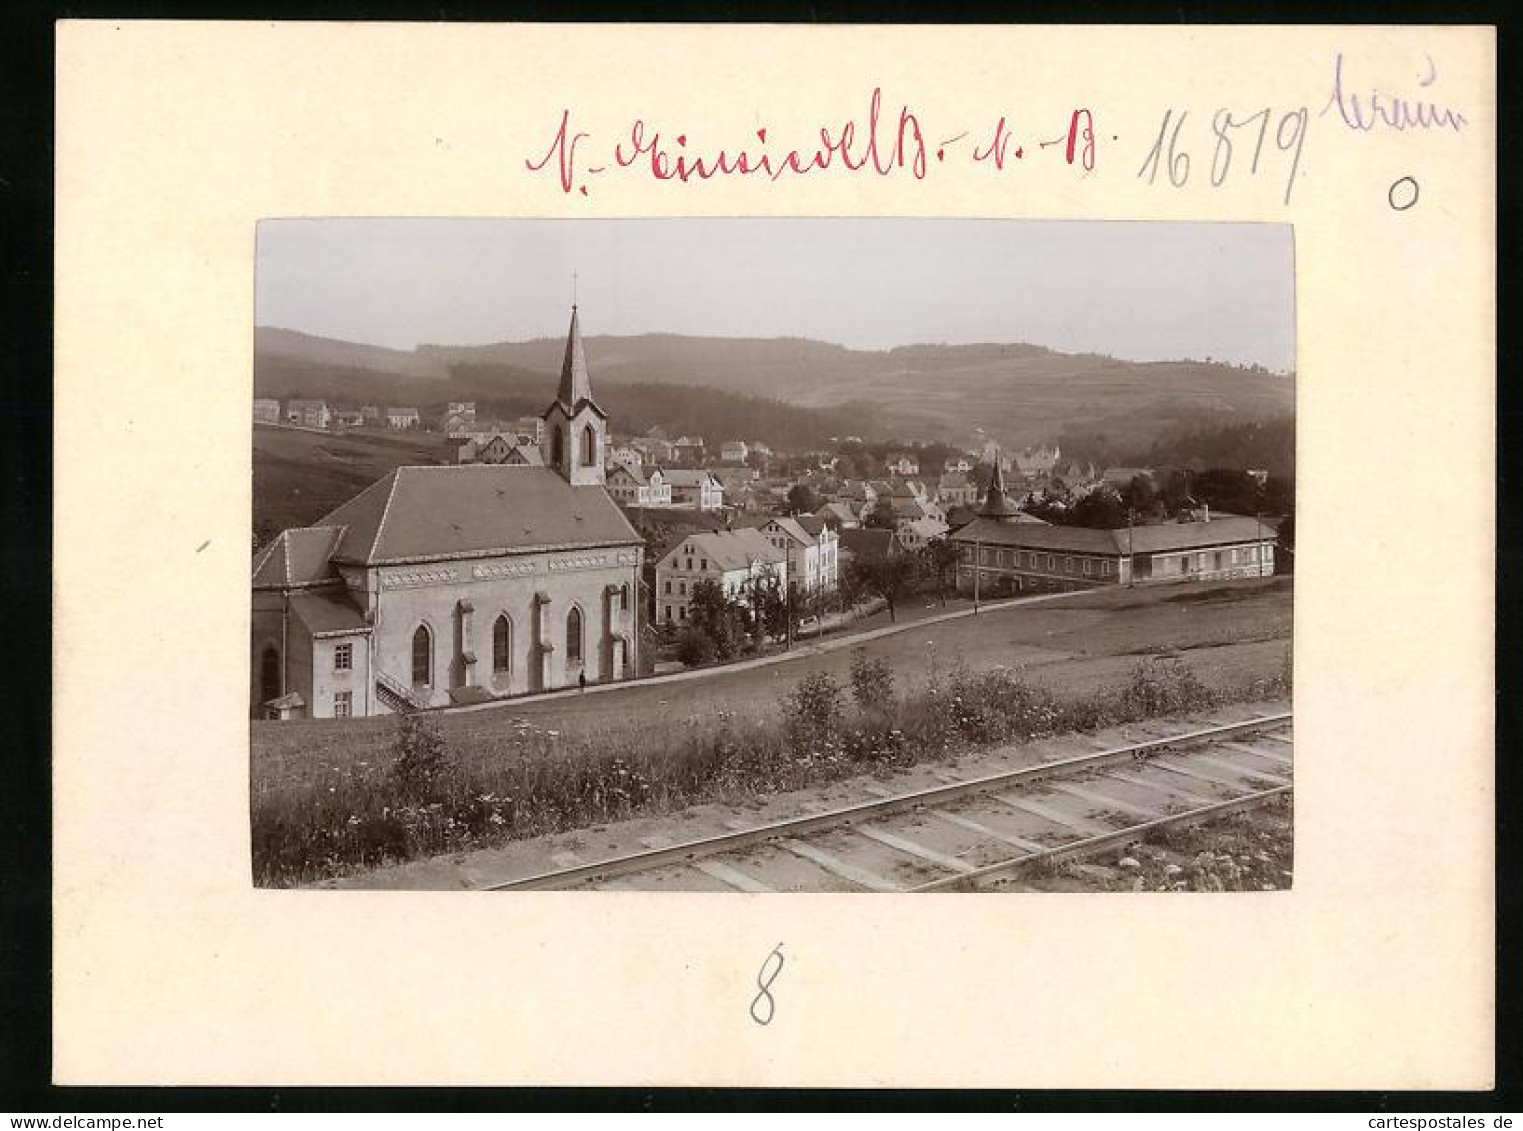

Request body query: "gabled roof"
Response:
[316, 464, 641, 566]
[952, 518, 1122, 553]
[899, 515, 949, 538]
[607, 461, 650, 486]
[839, 528, 903, 561]
[816, 501, 857, 523]
[252, 526, 345, 589]
[764, 516, 817, 547]
[951, 514, 1273, 554]
[662, 468, 721, 488]
[795, 515, 828, 538]
[1122, 516, 1275, 553]
[290, 590, 371, 637]
[661, 527, 786, 571]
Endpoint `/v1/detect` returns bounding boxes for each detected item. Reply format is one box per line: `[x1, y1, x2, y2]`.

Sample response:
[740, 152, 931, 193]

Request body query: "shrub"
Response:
[848, 650, 896, 716]
[676, 626, 720, 667]
[782, 671, 845, 754]
[392, 712, 453, 799]
[1117, 658, 1215, 718]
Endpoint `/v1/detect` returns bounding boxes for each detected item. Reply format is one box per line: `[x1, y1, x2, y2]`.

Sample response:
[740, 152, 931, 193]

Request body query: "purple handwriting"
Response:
[1320, 51, 1467, 133]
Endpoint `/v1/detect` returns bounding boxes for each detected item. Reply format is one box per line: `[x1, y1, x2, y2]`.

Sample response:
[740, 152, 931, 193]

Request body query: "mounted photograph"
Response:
[250, 217, 1295, 893]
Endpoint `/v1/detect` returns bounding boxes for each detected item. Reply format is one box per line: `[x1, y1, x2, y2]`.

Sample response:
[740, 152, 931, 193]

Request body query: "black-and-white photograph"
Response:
[250, 218, 1295, 893]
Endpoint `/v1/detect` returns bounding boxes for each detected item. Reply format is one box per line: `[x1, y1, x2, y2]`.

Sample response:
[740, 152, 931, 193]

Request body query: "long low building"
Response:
[950, 458, 1276, 596]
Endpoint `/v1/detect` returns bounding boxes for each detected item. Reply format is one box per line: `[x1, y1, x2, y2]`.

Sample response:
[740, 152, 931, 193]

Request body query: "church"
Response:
[251, 306, 644, 719]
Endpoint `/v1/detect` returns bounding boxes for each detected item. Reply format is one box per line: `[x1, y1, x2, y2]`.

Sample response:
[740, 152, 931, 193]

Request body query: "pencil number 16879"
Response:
[1136, 107, 1309, 206]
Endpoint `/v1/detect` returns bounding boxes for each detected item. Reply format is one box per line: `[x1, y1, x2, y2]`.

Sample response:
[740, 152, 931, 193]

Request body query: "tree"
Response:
[1068, 485, 1126, 529]
[920, 536, 961, 607]
[784, 483, 821, 515]
[1123, 474, 1159, 516]
[863, 497, 897, 530]
[1274, 513, 1295, 575]
[846, 553, 922, 624]
[688, 578, 748, 659]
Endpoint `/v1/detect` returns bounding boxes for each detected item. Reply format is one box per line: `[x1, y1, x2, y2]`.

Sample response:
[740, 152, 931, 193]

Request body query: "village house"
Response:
[895, 513, 950, 551]
[653, 527, 788, 627]
[286, 399, 330, 429]
[944, 455, 974, 474]
[455, 432, 544, 467]
[719, 440, 750, 464]
[951, 460, 1275, 598]
[360, 405, 382, 425]
[815, 501, 860, 530]
[758, 515, 839, 594]
[386, 407, 421, 430]
[664, 468, 725, 511]
[672, 435, 706, 461]
[887, 453, 920, 476]
[605, 461, 672, 508]
[444, 401, 477, 437]
[254, 397, 282, 424]
[332, 409, 365, 429]
[1012, 443, 1062, 478]
[251, 305, 642, 720]
[936, 471, 980, 508]
[837, 527, 906, 574]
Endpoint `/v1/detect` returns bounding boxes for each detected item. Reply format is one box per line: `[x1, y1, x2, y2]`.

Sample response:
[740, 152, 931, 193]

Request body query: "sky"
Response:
[255, 218, 1295, 371]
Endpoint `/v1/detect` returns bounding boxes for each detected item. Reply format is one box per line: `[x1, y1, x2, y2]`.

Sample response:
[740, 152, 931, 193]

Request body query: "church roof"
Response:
[544, 305, 607, 420]
[252, 526, 345, 589]
[318, 464, 641, 566]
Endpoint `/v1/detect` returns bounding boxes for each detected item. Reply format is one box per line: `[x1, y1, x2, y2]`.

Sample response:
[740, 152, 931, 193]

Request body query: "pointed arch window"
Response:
[551, 425, 565, 467]
[581, 423, 597, 466]
[411, 624, 432, 687]
[565, 606, 583, 666]
[492, 614, 512, 674]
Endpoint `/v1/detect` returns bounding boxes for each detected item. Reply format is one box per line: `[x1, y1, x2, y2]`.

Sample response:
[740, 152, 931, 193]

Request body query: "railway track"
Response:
[483, 710, 1293, 894]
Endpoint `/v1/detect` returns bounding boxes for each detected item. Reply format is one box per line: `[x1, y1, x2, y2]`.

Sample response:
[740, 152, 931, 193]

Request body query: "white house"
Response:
[253, 397, 282, 424]
[286, 399, 330, 429]
[386, 407, 421, 430]
[653, 528, 788, 627]
[606, 462, 672, 507]
[719, 440, 750, 464]
[758, 515, 839, 594]
[663, 468, 725, 511]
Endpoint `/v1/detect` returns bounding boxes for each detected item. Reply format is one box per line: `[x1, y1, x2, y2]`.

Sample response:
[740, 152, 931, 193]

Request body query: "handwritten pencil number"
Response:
[1140, 106, 1307, 204]
[750, 943, 785, 1027]
[1137, 108, 1190, 187]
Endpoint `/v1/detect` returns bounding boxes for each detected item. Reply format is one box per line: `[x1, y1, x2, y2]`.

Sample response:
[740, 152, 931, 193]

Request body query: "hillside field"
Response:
[253, 424, 453, 538]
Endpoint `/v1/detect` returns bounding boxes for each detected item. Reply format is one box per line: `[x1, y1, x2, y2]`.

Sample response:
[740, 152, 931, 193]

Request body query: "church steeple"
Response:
[979, 447, 1023, 520]
[554, 304, 600, 416]
[542, 303, 609, 487]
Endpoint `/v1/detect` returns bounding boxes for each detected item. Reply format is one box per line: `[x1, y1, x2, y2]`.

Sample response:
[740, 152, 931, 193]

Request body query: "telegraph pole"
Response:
[1126, 506, 1135, 588]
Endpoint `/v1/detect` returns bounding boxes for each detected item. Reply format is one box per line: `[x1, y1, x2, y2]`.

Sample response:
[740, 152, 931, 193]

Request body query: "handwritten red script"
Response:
[525, 88, 1096, 196]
